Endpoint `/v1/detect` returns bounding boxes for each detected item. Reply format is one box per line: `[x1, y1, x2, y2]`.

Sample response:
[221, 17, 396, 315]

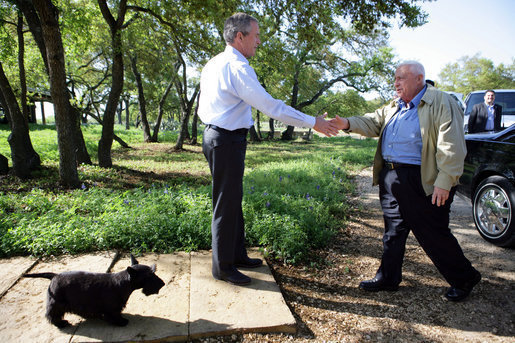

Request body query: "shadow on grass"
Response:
[111, 143, 204, 164]
[0, 162, 210, 194]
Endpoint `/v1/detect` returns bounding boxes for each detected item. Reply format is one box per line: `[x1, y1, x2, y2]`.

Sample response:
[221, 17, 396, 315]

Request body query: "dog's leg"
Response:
[46, 298, 69, 328]
[104, 312, 129, 326]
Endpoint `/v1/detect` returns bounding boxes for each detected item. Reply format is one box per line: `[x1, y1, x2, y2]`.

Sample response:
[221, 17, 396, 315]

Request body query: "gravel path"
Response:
[240, 166, 515, 343]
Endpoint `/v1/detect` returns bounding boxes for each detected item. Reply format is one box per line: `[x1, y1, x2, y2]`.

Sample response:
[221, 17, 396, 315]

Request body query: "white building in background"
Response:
[34, 101, 55, 123]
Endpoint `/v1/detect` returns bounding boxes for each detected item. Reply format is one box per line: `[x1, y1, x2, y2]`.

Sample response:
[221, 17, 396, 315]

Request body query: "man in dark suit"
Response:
[468, 90, 502, 133]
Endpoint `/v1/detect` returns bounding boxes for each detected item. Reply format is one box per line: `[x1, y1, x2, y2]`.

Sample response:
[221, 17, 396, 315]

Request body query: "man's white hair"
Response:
[398, 61, 425, 79]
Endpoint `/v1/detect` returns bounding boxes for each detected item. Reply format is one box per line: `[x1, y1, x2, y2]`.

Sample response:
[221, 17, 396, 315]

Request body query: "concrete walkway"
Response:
[0, 250, 296, 343]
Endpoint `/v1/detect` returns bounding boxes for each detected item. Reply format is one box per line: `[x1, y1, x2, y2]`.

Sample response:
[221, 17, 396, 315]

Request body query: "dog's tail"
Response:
[23, 273, 57, 280]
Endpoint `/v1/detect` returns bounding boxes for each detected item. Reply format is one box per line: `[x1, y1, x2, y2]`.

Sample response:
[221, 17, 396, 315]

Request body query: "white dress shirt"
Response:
[198, 45, 316, 131]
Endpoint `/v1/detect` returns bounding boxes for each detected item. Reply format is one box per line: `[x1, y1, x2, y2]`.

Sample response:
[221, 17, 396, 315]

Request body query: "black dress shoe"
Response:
[445, 271, 481, 302]
[359, 277, 399, 292]
[235, 257, 263, 269]
[214, 269, 251, 286]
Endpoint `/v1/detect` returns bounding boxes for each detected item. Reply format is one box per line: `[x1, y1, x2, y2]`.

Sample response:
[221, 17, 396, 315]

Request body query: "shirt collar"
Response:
[225, 45, 249, 64]
[397, 85, 427, 110]
[484, 102, 494, 107]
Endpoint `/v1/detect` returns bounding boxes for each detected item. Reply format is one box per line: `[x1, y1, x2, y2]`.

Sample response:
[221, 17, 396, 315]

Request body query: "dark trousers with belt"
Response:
[376, 164, 478, 288]
[202, 125, 249, 278]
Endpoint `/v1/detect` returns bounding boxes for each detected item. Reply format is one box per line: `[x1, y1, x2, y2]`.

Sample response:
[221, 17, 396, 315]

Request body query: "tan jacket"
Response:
[347, 86, 466, 195]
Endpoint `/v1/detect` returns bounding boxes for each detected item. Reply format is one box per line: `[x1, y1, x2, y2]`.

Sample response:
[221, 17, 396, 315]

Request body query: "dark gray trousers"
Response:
[377, 165, 477, 288]
[202, 125, 249, 278]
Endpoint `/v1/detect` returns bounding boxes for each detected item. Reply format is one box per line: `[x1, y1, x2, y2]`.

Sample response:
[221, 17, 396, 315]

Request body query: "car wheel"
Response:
[472, 176, 515, 247]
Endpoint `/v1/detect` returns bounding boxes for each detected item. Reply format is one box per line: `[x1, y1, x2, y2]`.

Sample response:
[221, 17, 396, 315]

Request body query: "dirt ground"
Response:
[236, 167, 515, 343]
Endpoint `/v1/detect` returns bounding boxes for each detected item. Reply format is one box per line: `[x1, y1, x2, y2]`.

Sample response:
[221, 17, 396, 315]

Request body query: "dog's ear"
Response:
[127, 266, 136, 276]
[151, 264, 157, 273]
[130, 254, 139, 266]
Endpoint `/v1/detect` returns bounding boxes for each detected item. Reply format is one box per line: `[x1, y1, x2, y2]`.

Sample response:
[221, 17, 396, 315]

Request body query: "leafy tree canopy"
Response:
[251, 0, 428, 114]
[438, 54, 515, 95]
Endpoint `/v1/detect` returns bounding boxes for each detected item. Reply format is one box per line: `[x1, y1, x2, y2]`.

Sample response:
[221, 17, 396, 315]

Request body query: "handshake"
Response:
[313, 113, 350, 137]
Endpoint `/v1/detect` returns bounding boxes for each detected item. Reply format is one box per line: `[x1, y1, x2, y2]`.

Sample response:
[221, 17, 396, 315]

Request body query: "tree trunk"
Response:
[71, 105, 92, 165]
[249, 125, 260, 142]
[88, 112, 130, 149]
[152, 80, 174, 142]
[282, 66, 302, 141]
[174, 108, 189, 150]
[249, 111, 262, 142]
[189, 92, 200, 145]
[256, 110, 262, 139]
[17, 14, 31, 125]
[18, 0, 91, 167]
[117, 101, 122, 125]
[0, 62, 41, 178]
[130, 55, 152, 142]
[97, 0, 127, 168]
[40, 101, 46, 124]
[29, 104, 36, 123]
[0, 91, 8, 124]
[0, 153, 8, 175]
[174, 86, 199, 150]
[281, 125, 295, 141]
[268, 118, 275, 139]
[33, 0, 79, 188]
[16, 0, 49, 74]
[124, 97, 130, 130]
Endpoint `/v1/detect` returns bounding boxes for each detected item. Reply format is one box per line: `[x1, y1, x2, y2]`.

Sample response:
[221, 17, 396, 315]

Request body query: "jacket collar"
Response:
[420, 85, 437, 106]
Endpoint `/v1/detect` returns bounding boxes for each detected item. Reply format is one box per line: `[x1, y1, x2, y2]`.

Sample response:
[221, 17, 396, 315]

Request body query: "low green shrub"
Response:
[0, 186, 213, 257]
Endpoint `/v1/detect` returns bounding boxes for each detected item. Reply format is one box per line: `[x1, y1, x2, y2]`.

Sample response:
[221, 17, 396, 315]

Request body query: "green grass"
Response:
[0, 123, 376, 263]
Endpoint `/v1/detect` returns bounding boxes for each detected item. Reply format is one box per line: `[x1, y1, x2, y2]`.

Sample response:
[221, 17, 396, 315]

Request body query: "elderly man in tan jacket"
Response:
[333, 61, 480, 302]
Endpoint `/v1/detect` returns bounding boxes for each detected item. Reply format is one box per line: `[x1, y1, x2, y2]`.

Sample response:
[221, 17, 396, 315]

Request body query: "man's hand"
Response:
[313, 113, 340, 137]
[432, 186, 450, 207]
[332, 115, 350, 131]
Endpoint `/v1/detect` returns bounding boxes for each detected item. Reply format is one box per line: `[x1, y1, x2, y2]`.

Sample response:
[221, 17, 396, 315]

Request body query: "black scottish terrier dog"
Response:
[24, 254, 165, 328]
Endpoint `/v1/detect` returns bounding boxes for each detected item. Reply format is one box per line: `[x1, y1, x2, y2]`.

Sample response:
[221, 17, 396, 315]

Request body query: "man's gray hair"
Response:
[398, 60, 425, 79]
[223, 13, 258, 44]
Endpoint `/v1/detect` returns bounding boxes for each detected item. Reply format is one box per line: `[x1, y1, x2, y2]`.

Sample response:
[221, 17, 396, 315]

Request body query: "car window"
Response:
[496, 93, 515, 116]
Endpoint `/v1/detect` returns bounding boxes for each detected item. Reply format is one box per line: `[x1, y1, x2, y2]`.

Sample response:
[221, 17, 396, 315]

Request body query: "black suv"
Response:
[457, 124, 515, 247]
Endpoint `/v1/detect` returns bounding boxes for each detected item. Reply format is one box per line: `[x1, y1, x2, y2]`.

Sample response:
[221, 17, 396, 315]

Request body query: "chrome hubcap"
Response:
[475, 185, 511, 238]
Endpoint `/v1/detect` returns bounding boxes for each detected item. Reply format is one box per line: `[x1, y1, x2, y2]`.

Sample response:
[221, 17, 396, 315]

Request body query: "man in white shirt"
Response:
[198, 12, 338, 285]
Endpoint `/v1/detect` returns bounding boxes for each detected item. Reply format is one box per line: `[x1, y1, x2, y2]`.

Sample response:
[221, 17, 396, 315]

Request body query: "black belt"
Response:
[384, 161, 420, 170]
[207, 124, 248, 135]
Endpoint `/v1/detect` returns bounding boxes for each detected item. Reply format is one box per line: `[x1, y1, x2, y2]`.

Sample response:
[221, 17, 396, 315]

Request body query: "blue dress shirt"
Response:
[485, 103, 495, 131]
[198, 46, 315, 131]
[382, 86, 426, 165]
